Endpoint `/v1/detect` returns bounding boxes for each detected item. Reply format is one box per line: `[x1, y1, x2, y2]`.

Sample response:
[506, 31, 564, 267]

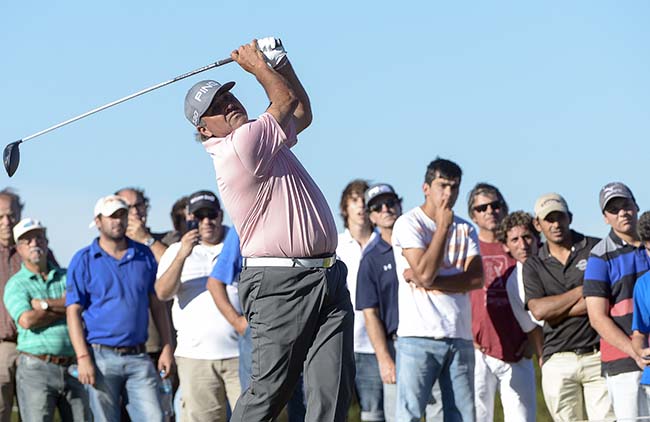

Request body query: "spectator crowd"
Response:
[0, 161, 649, 422]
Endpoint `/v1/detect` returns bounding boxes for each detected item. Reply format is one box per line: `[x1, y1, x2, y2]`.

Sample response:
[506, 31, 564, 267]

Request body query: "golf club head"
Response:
[3, 141, 21, 177]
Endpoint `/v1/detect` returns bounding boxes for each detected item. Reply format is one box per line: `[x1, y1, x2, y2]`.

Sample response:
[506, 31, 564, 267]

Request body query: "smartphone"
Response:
[187, 220, 199, 231]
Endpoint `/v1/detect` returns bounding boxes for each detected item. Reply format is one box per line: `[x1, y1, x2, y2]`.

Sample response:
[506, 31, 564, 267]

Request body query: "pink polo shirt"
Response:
[203, 113, 337, 258]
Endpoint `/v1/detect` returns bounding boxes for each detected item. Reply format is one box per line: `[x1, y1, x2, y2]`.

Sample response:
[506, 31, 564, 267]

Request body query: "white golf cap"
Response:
[13, 218, 45, 242]
[89, 195, 128, 228]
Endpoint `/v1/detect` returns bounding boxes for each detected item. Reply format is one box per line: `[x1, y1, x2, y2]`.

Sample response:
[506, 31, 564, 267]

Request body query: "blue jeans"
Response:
[239, 326, 306, 422]
[396, 337, 475, 422]
[16, 354, 90, 422]
[87, 346, 163, 422]
[355, 353, 384, 421]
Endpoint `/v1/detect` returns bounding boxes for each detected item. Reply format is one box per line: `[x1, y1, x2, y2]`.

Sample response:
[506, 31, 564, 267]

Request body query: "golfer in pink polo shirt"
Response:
[183, 38, 354, 422]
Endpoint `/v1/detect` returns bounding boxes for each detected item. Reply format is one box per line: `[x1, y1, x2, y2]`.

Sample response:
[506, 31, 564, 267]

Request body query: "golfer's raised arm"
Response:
[231, 41, 298, 130]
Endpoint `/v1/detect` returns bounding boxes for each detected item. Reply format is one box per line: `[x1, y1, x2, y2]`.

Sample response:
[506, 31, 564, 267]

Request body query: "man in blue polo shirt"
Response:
[356, 183, 441, 422]
[65, 195, 174, 421]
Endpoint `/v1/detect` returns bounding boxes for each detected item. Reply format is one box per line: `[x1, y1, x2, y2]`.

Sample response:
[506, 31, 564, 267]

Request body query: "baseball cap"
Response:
[599, 182, 637, 212]
[188, 190, 221, 214]
[534, 193, 570, 220]
[365, 183, 398, 209]
[89, 195, 128, 228]
[184, 80, 236, 126]
[13, 218, 45, 242]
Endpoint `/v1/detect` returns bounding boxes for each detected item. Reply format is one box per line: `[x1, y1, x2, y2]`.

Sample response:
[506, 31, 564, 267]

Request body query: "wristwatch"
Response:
[39, 300, 49, 311]
[144, 237, 155, 247]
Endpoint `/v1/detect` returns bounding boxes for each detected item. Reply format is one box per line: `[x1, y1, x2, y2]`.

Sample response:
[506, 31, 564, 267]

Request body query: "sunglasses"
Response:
[604, 202, 635, 215]
[473, 201, 502, 213]
[368, 198, 400, 213]
[194, 209, 219, 220]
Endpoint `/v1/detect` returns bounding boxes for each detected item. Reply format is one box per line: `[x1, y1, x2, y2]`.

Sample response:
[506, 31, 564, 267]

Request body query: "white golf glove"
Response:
[257, 37, 288, 69]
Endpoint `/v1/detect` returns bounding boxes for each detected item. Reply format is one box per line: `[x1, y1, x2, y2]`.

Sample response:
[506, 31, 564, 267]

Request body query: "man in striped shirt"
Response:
[3, 219, 89, 421]
[584, 182, 650, 420]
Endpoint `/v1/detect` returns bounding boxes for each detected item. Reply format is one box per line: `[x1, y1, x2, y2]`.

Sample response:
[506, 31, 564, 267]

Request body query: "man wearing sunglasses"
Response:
[154, 190, 240, 421]
[584, 182, 650, 420]
[466, 183, 536, 421]
[183, 38, 352, 422]
[523, 193, 612, 421]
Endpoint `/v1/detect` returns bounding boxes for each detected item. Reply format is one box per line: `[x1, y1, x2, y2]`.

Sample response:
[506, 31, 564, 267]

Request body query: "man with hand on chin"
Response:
[66, 195, 174, 422]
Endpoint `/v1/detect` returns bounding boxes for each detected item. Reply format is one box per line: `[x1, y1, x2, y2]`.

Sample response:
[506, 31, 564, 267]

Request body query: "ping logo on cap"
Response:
[194, 81, 219, 102]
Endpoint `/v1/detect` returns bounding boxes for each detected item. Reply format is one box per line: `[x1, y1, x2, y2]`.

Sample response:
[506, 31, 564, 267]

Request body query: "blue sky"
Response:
[1, 2, 649, 264]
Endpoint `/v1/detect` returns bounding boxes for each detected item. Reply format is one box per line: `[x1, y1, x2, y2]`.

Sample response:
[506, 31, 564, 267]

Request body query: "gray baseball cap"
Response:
[599, 182, 637, 212]
[184, 80, 235, 126]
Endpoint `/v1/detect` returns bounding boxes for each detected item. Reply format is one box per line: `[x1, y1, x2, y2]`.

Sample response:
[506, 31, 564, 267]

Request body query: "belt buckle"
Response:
[323, 256, 335, 268]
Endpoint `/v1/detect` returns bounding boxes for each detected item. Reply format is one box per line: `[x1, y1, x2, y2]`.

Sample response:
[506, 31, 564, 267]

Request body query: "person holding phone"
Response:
[154, 190, 240, 421]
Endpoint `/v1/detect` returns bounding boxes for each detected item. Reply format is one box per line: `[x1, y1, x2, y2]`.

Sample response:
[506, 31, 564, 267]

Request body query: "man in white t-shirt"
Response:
[155, 190, 240, 421]
[392, 158, 483, 422]
[335, 180, 380, 422]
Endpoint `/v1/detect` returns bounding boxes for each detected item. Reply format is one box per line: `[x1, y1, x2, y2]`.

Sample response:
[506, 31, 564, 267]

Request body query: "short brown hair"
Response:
[497, 211, 539, 244]
[339, 179, 369, 228]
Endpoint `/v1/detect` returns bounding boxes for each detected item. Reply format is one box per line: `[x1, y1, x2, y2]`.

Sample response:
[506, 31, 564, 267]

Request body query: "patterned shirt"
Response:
[3, 263, 73, 356]
[584, 230, 650, 376]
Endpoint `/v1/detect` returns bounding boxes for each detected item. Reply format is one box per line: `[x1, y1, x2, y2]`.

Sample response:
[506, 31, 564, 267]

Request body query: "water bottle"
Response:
[159, 370, 174, 418]
[68, 364, 78, 378]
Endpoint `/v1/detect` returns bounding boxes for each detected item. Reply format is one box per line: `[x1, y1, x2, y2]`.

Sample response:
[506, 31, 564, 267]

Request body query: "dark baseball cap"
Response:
[599, 182, 637, 212]
[188, 190, 221, 214]
[184, 80, 235, 126]
[364, 183, 398, 209]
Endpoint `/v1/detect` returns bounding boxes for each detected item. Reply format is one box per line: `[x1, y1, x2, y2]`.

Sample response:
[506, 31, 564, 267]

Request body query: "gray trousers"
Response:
[231, 260, 355, 422]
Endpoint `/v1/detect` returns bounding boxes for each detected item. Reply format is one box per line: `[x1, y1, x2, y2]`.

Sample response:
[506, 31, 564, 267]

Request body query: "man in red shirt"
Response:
[467, 183, 535, 421]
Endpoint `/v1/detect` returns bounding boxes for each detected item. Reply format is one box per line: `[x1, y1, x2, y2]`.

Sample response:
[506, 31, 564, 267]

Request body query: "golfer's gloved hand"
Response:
[257, 37, 288, 69]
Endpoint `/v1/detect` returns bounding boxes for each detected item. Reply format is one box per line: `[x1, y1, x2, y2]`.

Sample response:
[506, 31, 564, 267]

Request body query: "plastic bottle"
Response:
[159, 370, 174, 418]
[68, 364, 78, 378]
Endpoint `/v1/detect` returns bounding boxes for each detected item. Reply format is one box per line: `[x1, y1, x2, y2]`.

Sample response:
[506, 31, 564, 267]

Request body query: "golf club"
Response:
[3, 56, 234, 177]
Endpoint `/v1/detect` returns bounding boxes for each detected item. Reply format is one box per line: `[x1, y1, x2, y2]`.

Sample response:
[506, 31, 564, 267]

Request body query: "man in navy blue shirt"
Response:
[65, 195, 174, 421]
[356, 183, 441, 422]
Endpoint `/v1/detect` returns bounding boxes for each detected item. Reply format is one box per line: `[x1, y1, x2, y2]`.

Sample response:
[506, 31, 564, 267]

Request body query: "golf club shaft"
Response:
[21, 56, 234, 144]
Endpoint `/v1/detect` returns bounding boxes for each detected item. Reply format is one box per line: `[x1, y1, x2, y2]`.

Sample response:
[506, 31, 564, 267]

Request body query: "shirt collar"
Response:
[90, 237, 137, 261]
[539, 230, 586, 261]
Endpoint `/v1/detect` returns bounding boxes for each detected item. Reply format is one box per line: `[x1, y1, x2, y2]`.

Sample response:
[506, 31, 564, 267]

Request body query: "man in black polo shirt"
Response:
[523, 193, 613, 421]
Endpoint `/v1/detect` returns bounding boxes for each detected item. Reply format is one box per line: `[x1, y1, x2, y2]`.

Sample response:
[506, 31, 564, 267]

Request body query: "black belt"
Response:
[570, 346, 599, 355]
[92, 343, 146, 356]
[21, 352, 75, 366]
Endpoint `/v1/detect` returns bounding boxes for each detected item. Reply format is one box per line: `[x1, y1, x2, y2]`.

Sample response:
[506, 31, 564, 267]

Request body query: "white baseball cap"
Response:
[13, 218, 46, 242]
[89, 195, 128, 228]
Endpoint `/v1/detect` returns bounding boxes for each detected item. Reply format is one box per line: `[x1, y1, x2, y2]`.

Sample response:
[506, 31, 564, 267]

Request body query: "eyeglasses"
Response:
[368, 198, 400, 213]
[17, 235, 46, 246]
[473, 201, 502, 213]
[194, 209, 219, 220]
